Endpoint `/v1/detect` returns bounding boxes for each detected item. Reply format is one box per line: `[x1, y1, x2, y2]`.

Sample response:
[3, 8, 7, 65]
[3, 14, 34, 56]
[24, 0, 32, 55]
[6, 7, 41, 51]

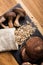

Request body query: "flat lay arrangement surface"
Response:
[0, 0, 43, 65]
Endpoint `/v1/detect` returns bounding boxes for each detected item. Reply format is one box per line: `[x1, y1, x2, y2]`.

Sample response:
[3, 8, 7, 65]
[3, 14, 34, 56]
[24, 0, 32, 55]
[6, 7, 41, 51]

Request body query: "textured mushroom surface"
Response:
[13, 8, 26, 16]
[26, 37, 43, 63]
[20, 46, 29, 61]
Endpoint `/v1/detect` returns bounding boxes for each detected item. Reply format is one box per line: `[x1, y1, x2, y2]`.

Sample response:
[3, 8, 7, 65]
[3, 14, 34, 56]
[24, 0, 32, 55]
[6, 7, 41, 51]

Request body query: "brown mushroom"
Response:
[13, 8, 26, 27]
[40, 62, 43, 65]
[14, 15, 20, 27]
[13, 8, 26, 16]
[22, 62, 32, 65]
[4, 12, 16, 28]
[20, 46, 29, 61]
[0, 16, 9, 28]
[26, 37, 43, 63]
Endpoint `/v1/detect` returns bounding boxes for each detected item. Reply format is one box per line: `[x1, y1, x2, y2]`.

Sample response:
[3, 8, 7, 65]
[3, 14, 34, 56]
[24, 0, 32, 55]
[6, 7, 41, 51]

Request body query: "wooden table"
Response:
[22, 0, 43, 28]
[0, 0, 19, 65]
[0, 52, 19, 65]
[16, 0, 43, 35]
[0, 0, 43, 65]
[0, 0, 17, 16]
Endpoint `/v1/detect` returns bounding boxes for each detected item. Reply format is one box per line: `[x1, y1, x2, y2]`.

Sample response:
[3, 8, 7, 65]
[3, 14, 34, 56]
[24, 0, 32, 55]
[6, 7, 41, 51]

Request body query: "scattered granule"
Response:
[15, 23, 36, 45]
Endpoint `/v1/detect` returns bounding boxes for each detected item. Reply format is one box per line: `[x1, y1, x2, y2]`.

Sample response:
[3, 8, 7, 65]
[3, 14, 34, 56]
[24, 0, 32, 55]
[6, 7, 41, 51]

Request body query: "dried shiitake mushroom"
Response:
[26, 37, 43, 63]
[13, 8, 26, 27]
[20, 46, 29, 61]
[13, 8, 26, 16]
[20, 36, 43, 63]
[4, 11, 16, 28]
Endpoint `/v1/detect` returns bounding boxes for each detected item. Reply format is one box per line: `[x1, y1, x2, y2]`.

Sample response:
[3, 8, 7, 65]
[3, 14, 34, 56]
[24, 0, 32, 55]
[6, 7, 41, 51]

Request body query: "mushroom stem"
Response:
[0, 23, 9, 28]
[5, 12, 16, 28]
[14, 15, 21, 27]
[0, 16, 9, 28]
[8, 17, 13, 28]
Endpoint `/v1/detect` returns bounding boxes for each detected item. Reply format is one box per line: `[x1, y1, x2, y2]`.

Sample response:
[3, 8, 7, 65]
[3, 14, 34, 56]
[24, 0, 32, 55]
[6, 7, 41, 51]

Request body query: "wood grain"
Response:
[16, 0, 43, 35]
[0, 52, 19, 65]
[22, 0, 43, 28]
[0, 0, 43, 65]
[0, 0, 17, 16]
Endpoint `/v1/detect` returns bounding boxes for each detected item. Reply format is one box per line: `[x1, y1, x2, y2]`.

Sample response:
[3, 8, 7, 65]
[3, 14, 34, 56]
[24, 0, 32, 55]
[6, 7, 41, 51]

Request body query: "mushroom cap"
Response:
[20, 46, 29, 61]
[13, 8, 26, 16]
[26, 37, 43, 62]
[0, 16, 6, 23]
[40, 62, 43, 65]
[22, 62, 32, 65]
[4, 11, 16, 18]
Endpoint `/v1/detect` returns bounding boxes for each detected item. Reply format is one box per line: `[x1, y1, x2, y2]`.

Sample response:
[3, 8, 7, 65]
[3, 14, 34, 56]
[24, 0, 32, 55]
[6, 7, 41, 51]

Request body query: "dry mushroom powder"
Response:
[15, 23, 36, 45]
